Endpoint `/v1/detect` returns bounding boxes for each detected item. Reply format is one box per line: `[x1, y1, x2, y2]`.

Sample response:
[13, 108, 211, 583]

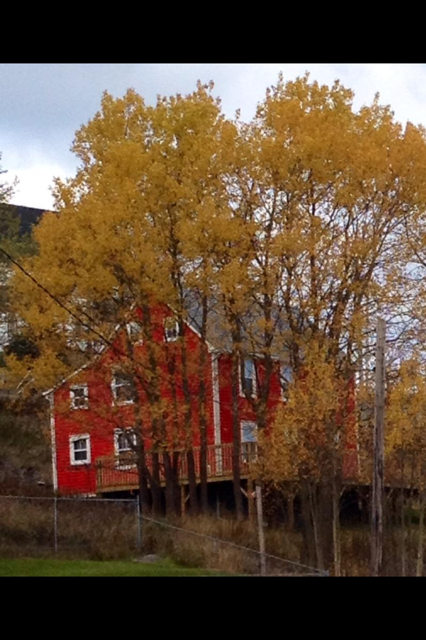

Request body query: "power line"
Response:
[0, 245, 161, 381]
[0, 245, 205, 401]
[0, 246, 116, 349]
[138, 513, 328, 576]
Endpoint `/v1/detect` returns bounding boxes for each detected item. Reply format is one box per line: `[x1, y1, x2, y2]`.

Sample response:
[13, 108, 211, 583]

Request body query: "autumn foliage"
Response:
[6, 74, 426, 573]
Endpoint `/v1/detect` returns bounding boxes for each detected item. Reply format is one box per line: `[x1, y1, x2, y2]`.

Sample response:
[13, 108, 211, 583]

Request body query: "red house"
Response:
[46, 299, 291, 499]
[46, 299, 359, 504]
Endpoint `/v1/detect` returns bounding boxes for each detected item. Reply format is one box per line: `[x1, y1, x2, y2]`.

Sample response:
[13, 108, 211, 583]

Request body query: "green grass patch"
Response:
[0, 557, 226, 577]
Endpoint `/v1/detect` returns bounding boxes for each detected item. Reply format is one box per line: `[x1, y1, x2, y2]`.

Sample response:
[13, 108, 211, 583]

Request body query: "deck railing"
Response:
[96, 442, 258, 493]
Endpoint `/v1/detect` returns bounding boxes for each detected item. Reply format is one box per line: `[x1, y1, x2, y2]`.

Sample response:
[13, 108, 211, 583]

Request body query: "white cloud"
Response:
[7, 151, 68, 210]
[215, 64, 426, 125]
[3, 64, 426, 210]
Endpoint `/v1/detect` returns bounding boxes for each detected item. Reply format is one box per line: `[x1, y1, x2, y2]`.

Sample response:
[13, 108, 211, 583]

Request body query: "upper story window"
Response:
[280, 364, 293, 401]
[70, 384, 89, 410]
[112, 372, 136, 405]
[240, 358, 257, 398]
[127, 322, 144, 345]
[70, 434, 91, 466]
[164, 317, 180, 343]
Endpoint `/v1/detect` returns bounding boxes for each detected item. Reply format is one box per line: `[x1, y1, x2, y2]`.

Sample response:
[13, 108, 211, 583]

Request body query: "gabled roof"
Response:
[184, 290, 290, 359]
[43, 292, 292, 398]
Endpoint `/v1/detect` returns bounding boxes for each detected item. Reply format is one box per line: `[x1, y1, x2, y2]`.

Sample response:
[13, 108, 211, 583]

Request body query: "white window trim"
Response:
[111, 373, 135, 406]
[114, 428, 137, 456]
[70, 384, 89, 410]
[164, 317, 180, 343]
[280, 364, 293, 401]
[239, 358, 257, 398]
[70, 434, 91, 466]
[114, 429, 137, 470]
[126, 322, 144, 345]
[240, 421, 258, 443]
[240, 421, 258, 464]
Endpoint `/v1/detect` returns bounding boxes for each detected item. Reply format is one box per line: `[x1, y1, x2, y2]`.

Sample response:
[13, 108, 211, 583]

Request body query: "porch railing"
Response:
[95, 442, 258, 493]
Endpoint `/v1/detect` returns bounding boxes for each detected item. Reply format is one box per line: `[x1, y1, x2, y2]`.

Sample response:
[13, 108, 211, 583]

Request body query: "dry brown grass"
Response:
[0, 497, 137, 560]
[1, 496, 423, 575]
[142, 514, 304, 575]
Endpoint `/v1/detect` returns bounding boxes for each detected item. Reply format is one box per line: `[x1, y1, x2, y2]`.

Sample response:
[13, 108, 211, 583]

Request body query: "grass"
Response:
[0, 557, 227, 577]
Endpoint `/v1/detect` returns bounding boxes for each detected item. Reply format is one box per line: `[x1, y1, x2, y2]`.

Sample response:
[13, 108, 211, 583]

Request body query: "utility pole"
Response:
[256, 484, 267, 576]
[136, 495, 142, 553]
[372, 317, 385, 577]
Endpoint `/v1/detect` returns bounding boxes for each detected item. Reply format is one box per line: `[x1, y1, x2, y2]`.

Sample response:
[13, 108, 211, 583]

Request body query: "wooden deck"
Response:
[95, 443, 258, 494]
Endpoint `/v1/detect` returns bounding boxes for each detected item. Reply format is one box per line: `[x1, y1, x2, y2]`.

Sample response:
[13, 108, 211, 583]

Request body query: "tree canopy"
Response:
[7, 75, 426, 565]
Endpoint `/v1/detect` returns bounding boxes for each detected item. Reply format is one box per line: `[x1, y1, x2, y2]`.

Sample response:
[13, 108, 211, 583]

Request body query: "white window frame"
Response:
[241, 421, 258, 444]
[111, 372, 135, 406]
[239, 358, 257, 398]
[126, 322, 144, 345]
[280, 364, 293, 401]
[240, 421, 258, 464]
[70, 434, 91, 466]
[114, 428, 137, 456]
[114, 429, 137, 470]
[70, 384, 89, 410]
[164, 317, 180, 343]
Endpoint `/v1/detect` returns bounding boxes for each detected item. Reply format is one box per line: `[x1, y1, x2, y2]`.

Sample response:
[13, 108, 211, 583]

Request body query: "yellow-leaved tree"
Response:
[8, 83, 236, 515]
[258, 341, 354, 574]
[6, 75, 426, 555]
[387, 358, 426, 576]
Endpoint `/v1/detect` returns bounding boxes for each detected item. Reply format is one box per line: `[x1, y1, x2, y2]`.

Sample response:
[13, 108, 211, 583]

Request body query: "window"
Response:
[164, 317, 179, 342]
[127, 322, 143, 345]
[240, 358, 257, 397]
[241, 421, 258, 464]
[114, 429, 137, 455]
[280, 364, 293, 401]
[114, 429, 137, 469]
[241, 421, 258, 444]
[112, 373, 136, 405]
[70, 384, 89, 410]
[70, 435, 91, 466]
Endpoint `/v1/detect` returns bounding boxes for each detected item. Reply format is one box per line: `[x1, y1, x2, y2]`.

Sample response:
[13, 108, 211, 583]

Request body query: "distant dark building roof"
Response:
[9, 204, 48, 235]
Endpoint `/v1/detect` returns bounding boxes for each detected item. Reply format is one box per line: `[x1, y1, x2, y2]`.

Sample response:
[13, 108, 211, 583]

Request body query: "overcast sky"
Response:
[1, 63, 426, 211]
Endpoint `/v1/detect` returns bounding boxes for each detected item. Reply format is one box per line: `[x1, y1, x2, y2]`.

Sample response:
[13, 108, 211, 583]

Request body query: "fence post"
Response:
[136, 495, 142, 553]
[53, 494, 58, 555]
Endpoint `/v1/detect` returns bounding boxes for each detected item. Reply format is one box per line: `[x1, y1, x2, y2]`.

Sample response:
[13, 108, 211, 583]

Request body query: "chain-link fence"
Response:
[0, 495, 326, 576]
[0, 495, 139, 560]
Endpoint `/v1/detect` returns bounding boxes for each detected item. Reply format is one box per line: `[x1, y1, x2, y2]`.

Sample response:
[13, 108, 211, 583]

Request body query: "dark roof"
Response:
[184, 290, 290, 357]
[8, 205, 48, 235]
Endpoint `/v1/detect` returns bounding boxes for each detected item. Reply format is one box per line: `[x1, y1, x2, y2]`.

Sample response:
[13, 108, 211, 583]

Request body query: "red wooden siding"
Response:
[51, 304, 359, 495]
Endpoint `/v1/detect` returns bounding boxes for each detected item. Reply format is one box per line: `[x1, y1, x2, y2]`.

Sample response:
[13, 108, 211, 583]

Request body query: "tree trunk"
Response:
[150, 450, 163, 515]
[401, 489, 407, 577]
[332, 477, 342, 577]
[231, 349, 243, 519]
[137, 456, 151, 514]
[300, 482, 317, 569]
[173, 451, 181, 514]
[186, 450, 198, 515]
[287, 489, 295, 532]
[163, 450, 179, 516]
[179, 319, 199, 515]
[197, 294, 209, 513]
[312, 486, 326, 572]
[123, 334, 151, 514]
[417, 490, 425, 577]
